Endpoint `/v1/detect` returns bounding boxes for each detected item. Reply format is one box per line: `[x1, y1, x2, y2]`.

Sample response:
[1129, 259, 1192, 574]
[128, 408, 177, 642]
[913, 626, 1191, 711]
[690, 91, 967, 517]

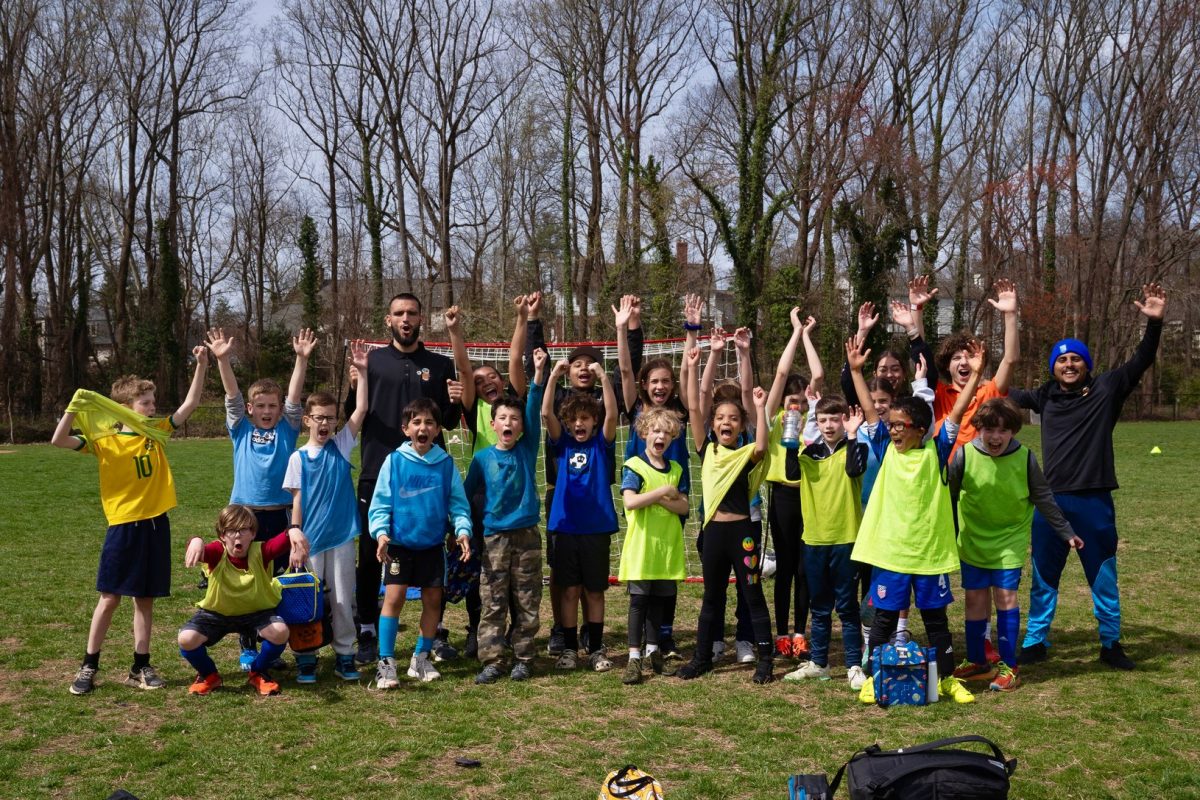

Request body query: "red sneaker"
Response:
[188, 672, 223, 696]
[983, 638, 1001, 665]
[989, 663, 1020, 692]
[791, 634, 810, 660]
[774, 635, 793, 658]
[247, 671, 281, 696]
[952, 660, 997, 682]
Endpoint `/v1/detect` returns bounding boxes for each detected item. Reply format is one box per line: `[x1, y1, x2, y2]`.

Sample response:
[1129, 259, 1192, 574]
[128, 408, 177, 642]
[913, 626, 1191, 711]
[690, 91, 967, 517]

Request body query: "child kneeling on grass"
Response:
[180, 504, 309, 696]
[948, 397, 1082, 692]
[619, 406, 690, 684]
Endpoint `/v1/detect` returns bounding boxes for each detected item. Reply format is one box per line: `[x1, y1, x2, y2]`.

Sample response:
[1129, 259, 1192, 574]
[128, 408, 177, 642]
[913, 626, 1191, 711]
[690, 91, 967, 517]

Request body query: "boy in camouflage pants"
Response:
[464, 350, 548, 683]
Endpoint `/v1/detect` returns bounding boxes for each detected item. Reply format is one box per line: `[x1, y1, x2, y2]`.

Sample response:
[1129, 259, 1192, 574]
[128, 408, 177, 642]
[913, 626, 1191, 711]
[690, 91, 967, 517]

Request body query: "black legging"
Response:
[694, 518, 773, 662]
[355, 478, 380, 628]
[628, 593, 666, 648]
[768, 483, 807, 637]
[866, 607, 954, 678]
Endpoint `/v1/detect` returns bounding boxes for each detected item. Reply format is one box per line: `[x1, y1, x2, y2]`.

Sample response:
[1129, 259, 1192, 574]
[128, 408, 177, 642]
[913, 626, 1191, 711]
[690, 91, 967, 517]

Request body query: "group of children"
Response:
[55, 279, 1168, 705]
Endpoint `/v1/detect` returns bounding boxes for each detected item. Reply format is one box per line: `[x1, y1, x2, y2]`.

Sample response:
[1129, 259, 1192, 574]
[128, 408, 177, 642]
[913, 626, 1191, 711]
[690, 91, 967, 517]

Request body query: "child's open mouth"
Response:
[956, 365, 971, 382]
[415, 432, 430, 445]
[483, 385, 500, 402]
[651, 441, 665, 454]
[317, 427, 330, 438]
[651, 389, 669, 403]
[718, 426, 734, 440]
[499, 427, 514, 442]
[573, 426, 589, 440]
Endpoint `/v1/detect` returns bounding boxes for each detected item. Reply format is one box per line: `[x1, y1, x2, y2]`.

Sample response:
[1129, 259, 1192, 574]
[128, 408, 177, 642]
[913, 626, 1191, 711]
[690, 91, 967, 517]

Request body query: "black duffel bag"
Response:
[828, 735, 1017, 799]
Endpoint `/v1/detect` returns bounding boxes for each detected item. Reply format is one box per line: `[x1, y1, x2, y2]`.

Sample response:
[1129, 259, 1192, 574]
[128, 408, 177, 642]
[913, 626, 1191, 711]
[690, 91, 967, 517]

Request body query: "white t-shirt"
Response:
[283, 426, 358, 491]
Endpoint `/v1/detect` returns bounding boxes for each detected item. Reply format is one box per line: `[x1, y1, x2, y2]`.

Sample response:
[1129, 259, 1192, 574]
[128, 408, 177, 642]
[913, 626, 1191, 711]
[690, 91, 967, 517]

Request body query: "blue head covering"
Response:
[1048, 338, 1093, 375]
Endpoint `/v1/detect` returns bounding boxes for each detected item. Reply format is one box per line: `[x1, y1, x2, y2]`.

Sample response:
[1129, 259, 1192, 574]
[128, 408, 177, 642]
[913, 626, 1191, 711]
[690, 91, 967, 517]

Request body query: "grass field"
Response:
[1, 422, 1198, 799]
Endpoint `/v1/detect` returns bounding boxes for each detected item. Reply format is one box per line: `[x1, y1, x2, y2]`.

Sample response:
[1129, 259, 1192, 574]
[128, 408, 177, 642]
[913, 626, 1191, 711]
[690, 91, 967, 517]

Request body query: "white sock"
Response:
[645, 644, 659, 655]
[896, 617, 909, 632]
[629, 648, 642, 660]
[360, 624, 377, 636]
[984, 621, 992, 640]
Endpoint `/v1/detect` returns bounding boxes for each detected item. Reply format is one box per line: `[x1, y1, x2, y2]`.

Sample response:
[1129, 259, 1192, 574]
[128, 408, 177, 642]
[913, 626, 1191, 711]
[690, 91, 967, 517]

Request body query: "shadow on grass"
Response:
[1018, 622, 1199, 683]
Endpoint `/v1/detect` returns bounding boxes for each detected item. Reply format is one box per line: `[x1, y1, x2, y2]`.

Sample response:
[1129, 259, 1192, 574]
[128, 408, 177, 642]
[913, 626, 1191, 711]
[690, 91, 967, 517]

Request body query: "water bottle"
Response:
[781, 402, 802, 449]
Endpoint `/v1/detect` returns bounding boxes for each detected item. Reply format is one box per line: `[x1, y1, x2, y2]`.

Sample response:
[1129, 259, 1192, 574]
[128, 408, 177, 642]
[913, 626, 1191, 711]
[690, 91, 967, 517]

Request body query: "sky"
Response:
[250, 0, 279, 28]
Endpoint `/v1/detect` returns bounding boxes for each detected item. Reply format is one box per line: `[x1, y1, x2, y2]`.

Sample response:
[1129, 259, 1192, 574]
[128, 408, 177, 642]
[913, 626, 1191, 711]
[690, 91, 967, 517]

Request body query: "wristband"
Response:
[683, 322, 702, 332]
[287, 524, 302, 532]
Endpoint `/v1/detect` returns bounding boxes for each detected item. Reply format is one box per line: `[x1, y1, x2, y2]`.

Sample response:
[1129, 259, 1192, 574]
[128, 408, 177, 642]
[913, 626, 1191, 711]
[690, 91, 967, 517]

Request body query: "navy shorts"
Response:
[96, 513, 171, 597]
[870, 568, 953, 611]
[181, 608, 283, 645]
[551, 532, 612, 593]
[383, 543, 445, 589]
[960, 563, 1022, 591]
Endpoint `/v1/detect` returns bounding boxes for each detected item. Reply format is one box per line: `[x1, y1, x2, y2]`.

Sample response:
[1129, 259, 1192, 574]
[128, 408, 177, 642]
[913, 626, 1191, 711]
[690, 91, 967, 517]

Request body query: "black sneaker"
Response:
[464, 629, 478, 660]
[675, 658, 713, 680]
[510, 661, 532, 682]
[70, 664, 98, 695]
[1100, 642, 1135, 671]
[752, 657, 775, 685]
[475, 663, 505, 685]
[356, 631, 378, 665]
[648, 650, 665, 675]
[1019, 642, 1048, 665]
[547, 626, 566, 656]
[124, 665, 165, 690]
[432, 636, 458, 663]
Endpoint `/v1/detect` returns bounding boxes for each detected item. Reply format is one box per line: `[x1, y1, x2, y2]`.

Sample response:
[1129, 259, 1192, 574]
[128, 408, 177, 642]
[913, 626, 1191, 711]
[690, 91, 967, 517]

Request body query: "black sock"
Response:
[564, 627, 579, 652]
[587, 622, 604, 654]
[83, 651, 100, 670]
[133, 652, 150, 671]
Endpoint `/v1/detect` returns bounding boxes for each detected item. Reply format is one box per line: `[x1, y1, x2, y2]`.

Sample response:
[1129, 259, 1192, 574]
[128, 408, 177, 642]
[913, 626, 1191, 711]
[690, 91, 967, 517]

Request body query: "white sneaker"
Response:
[712, 640, 727, 662]
[373, 657, 399, 690]
[783, 660, 830, 681]
[847, 665, 867, 690]
[735, 640, 756, 664]
[407, 653, 441, 682]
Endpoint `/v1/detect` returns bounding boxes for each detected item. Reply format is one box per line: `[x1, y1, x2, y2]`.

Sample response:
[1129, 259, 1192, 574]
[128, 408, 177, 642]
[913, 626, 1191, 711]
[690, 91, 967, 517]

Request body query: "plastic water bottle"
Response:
[781, 402, 802, 449]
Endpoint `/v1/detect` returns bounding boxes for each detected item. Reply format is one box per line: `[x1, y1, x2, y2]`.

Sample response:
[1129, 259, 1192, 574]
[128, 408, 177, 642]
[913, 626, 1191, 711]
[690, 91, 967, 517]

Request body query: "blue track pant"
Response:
[1024, 491, 1121, 649]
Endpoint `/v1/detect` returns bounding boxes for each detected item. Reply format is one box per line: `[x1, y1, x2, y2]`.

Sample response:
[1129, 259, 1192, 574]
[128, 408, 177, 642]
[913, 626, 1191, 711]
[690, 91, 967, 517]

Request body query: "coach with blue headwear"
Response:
[1007, 283, 1167, 671]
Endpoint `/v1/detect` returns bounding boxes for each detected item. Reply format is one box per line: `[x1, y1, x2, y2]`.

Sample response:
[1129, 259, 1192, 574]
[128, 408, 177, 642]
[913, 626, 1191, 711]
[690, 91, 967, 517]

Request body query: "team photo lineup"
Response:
[53, 279, 1169, 707]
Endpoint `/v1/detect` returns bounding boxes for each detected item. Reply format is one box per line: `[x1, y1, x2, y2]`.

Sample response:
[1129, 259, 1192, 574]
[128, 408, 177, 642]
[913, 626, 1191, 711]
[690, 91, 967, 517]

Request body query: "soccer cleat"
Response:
[774, 635, 793, 658]
[432, 635, 458, 663]
[858, 675, 876, 704]
[752, 657, 774, 684]
[295, 654, 318, 684]
[1019, 642, 1048, 665]
[783, 660, 830, 682]
[407, 653, 441, 682]
[647, 650, 665, 676]
[1100, 642, 1135, 671]
[188, 672, 223, 695]
[675, 658, 713, 680]
[847, 665, 867, 690]
[124, 665, 165, 690]
[938, 676, 976, 704]
[735, 640, 755, 664]
[589, 649, 614, 673]
[247, 671, 281, 696]
[989, 663, 1020, 692]
[983, 637, 1001, 665]
[334, 654, 360, 681]
[70, 664, 98, 695]
[239, 648, 257, 672]
[791, 634, 810, 660]
[510, 661, 532, 682]
[952, 659, 997, 682]
[547, 626, 566, 656]
[373, 657, 399, 690]
[622, 657, 643, 685]
[475, 663, 505, 685]
[356, 631, 378, 665]
[554, 649, 578, 670]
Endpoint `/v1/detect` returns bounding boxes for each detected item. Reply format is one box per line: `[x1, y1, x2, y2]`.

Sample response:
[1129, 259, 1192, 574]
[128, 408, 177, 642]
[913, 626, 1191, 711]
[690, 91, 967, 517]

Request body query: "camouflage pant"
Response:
[478, 526, 543, 665]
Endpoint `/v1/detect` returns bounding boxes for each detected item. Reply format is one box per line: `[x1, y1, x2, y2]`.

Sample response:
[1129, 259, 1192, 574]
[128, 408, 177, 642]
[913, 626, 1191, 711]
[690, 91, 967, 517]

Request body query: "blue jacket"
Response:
[369, 442, 471, 549]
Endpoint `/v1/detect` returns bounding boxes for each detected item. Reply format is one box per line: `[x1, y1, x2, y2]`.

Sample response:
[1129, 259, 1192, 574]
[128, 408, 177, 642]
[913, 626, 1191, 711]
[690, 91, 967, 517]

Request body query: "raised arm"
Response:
[509, 294, 531, 397]
[845, 337, 877, 425]
[594, 362, 619, 443]
[699, 326, 725, 423]
[51, 410, 82, 449]
[684, 347, 706, 452]
[444, 306, 475, 411]
[541, 359, 566, 441]
[989, 279, 1020, 394]
[347, 340, 370, 435]
[614, 294, 638, 413]
[523, 291, 545, 379]
[801, 314, 824, 390]
[750, 386, 768, 462]
[734, 327, 755, 426]
[766, 307, 805, 418]
[205, 328, 239, 399]
[840, 302, 878, 400]
[908, 275, 938, 342]
[288, 328, 316, 405]
[947, 340, 985, 427]
[171, 346, 210, 425]
[1110, 282, 1167, 393]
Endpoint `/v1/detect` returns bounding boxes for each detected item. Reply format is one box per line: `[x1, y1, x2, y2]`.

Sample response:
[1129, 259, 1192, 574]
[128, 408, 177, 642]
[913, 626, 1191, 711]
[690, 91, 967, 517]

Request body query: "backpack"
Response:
[786, 773, 832, 799]
[871, 641, 936, 707]
[829, 735, 1017, 799]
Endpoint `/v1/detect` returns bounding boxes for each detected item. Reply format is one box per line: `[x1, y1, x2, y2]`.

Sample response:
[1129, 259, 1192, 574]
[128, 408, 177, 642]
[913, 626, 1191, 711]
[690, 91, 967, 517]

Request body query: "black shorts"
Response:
[383, 543, 446, 589]
[551, 532, 612, 593]
[181, 608, 282, 646]
[96, 513, 171, 597]
[252, 508, 290, 541]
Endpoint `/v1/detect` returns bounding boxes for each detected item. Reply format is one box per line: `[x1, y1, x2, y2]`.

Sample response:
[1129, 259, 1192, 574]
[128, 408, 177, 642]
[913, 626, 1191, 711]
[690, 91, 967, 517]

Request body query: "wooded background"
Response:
[2, 0, 1198, 436]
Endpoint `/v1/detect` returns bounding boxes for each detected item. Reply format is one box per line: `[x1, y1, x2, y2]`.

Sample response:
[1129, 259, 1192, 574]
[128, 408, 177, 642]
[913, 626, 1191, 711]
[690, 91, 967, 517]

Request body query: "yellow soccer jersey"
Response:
[80, 417, 177, 525]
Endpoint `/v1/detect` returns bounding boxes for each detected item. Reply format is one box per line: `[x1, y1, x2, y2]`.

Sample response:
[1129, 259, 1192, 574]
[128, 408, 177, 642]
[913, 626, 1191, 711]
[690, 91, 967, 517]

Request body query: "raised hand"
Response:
[612, 295, 634, 328]
[683, 293, 703, 327]
[349, 339, 370, 371]
[802, 315, 817, 336]
[527, 291, 543, 319]
[1133, 282, 1167, 319]
[514, 294, 529, 319]
[205, 327, 233, 360]
[192, 345, 209, 366]
[914, 353, 928, 382]
[552, 357, 570, 378]
[966, 339, 987, 374]
[532, 346, 548, 374]
[856, 301, 879, 336]
[293, 328, 317, 358]
[987, 278, 1018, 314]
[444, 305, 463, 332]
[845, 336, 870, 372]
[447, 378, 464, 404]
[587, 361, 606, 380]
[789, 306, 803, 331]
[805, 383, 821, 405]
[628, 295, 642, 327]
[890, 300, 916, 330]
[685, 347, 700, 368]
[733, 327, 752, 353]
[751, 386, 767, 407]
[908, 275, 939, 309]
[845, 406, 864, 437]
[709, 326, 727, 352]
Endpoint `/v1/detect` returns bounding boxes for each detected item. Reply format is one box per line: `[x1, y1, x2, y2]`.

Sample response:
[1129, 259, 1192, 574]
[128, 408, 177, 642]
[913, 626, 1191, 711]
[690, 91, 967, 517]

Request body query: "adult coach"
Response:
[350, 293, 470, 663]
[1010, 283, 1166, 670]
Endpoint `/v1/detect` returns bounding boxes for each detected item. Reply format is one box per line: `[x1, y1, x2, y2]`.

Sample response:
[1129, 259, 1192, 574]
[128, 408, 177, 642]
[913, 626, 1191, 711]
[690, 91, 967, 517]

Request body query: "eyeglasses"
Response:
[886, 421, 911, 433]
[308, 415, 337, 424]
[222, 527, 255, 537]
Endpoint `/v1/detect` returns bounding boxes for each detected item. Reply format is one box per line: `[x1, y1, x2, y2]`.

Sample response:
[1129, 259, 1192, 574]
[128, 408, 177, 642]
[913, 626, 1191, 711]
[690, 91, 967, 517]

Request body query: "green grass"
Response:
[0, 423, 1198, 799]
